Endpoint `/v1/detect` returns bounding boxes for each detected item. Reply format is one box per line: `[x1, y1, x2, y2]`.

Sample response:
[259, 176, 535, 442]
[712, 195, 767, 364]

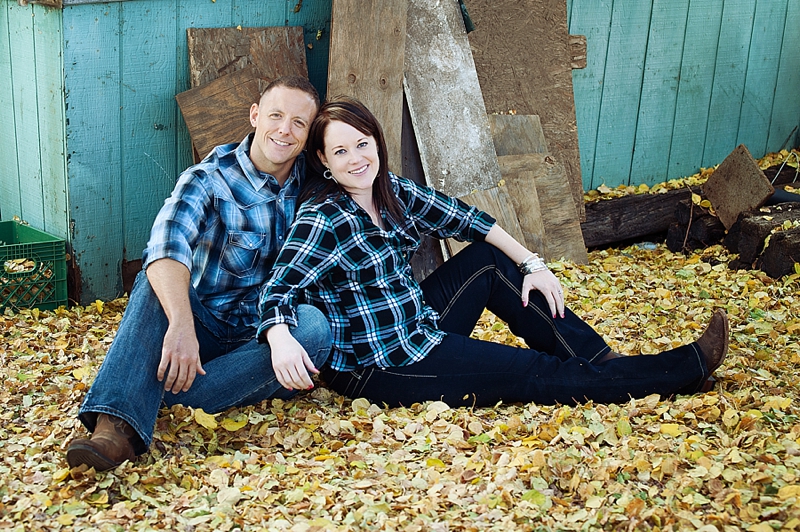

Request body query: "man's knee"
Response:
[293, 305, 332, 366]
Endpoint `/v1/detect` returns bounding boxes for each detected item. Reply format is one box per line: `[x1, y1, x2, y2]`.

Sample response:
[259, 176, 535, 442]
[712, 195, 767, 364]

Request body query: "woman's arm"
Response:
[484, 224, 565, 318]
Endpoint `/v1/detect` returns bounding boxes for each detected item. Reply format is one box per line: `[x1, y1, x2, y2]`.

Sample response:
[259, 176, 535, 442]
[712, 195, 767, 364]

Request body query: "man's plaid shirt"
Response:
[143, 134, 303, 328]
[257, 174, 496, 371]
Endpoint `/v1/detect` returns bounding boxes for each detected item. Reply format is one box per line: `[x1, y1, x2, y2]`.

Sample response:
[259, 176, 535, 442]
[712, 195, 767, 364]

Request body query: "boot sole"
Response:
[66, 442, 124, 472]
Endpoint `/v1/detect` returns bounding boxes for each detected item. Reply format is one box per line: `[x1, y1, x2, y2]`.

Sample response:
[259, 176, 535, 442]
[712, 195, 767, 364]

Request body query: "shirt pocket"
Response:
[220, 231, 267, 279]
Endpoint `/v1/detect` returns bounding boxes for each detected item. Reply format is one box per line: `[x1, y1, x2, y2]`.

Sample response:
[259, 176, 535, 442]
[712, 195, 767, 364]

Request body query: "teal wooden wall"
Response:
[568, 0, 800, 190]
[2, 0, 799, 301]
[0, 2, 68, 238]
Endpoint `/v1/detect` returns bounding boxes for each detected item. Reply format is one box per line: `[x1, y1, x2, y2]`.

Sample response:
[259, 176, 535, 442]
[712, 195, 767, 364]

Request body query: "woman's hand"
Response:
[521, 269, 565, 319]
[266, 324, 320, 391]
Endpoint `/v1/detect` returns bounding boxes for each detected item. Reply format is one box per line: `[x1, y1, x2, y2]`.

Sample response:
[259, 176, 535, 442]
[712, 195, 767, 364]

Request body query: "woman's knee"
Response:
[292, 305, 333, 365]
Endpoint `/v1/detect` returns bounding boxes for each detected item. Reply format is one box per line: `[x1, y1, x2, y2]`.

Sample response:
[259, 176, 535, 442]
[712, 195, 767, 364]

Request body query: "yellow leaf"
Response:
[660, 423, 682, 437]
[72, 366, 91, 381]
[691, 193, 702, 205]
[616, 417, 632, 437]
[52, 468, 70, 482]
[94, 300, 104, 313]
[427, 458, 446, 469]
[779, 485, 800, 500]
[194, 408, 218, 430]
[220, 413, 248, 432]
[56, 514, 75, 526]
[699, 199, 712, 208]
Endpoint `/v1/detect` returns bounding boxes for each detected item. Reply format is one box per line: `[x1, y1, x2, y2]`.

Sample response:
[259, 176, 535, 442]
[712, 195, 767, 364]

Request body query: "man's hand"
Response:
[522, 269, 565, 319]
[157, 320, 206, 393]
[266, 324, 319, 391]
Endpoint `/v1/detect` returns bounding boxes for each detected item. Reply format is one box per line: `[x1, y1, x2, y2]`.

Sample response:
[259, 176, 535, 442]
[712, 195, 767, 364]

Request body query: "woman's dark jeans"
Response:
[321, 242, 708, 407]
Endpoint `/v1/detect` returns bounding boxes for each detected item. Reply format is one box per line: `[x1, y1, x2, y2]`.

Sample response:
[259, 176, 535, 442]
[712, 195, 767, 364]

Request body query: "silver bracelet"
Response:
[518, 253, 548, 275]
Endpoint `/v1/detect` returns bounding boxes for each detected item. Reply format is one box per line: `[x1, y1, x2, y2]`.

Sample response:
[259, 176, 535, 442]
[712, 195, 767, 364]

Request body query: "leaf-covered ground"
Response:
[2, 241, 800, 532]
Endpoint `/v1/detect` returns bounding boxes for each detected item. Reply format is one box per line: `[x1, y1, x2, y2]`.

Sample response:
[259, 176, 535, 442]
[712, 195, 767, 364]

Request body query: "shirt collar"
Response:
[235, 133, 305, 192]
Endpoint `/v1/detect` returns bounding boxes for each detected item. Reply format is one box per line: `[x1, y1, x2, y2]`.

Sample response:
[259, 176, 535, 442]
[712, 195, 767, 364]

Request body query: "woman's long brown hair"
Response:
[300, 96, 404, 223]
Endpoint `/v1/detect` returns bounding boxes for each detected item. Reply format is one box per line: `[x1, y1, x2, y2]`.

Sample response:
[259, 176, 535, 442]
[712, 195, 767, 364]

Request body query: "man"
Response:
[66, 76, 332, 472]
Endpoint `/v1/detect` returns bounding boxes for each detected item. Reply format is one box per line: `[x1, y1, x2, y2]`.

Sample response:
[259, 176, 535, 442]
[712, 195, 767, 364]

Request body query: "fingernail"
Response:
[307, 385, 314, 390]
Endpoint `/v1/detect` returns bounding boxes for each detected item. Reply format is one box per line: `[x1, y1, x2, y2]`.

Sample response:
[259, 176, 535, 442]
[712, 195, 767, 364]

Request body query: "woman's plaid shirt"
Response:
[257, 174, 496, 371]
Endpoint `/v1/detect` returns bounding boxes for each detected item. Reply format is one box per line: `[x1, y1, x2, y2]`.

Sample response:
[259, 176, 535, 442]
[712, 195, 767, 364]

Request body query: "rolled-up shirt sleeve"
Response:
[142, 170, 213, 271]
[395, 175, 496, 242]
[257, 208, 340, 340]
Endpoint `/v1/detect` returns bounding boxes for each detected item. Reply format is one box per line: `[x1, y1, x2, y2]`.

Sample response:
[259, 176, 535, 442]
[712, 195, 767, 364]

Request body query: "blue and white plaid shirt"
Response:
[143, 134, 304, 327]
[257, 174, 496, 371]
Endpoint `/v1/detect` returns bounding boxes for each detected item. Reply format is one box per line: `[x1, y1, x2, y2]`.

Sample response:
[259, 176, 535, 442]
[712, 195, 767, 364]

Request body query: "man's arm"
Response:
[146, 258, 206, 393]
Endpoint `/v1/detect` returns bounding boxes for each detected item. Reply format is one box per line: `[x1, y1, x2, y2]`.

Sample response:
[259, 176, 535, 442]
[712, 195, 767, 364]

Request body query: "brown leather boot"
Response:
[67, 414, 137, 471]
[696, 309, 730, 377]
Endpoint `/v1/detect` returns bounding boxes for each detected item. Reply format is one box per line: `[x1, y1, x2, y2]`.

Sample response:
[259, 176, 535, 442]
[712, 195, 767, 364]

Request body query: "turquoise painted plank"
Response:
[120, 2, 182, 267]
[702, 0, 756, 167]
[232, 0, 286, 25]
[766, 0, 800, 153]
[590, 1, 653, 188]
[667, 0, 724, 180]
[568, 0, 613, 191]
[736, 0, 786, 157]
[0, 2, 22, 221]
[630, 0, 689, 185]
[287, 0, 331, 97]
[8, 2, 46, 228]
[63, 3, 125, 300]
[33, 5, 69, 238]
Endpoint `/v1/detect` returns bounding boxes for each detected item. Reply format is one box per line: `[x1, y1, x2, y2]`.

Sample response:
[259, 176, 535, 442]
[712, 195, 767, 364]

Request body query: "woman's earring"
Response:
[323, 169, 333, 180]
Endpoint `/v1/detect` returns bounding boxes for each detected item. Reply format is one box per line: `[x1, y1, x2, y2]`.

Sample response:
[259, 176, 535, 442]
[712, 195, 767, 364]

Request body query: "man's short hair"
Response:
[261, 75, 321, 110]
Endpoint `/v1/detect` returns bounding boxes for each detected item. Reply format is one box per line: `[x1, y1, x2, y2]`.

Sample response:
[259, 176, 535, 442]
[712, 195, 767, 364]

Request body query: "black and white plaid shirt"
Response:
[257, 173, 496, 371]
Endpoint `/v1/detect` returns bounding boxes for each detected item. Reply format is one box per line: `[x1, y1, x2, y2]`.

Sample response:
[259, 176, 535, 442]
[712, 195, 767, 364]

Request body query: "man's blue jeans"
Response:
[322, 242, 709, 407]
[78, 271, 332, 455]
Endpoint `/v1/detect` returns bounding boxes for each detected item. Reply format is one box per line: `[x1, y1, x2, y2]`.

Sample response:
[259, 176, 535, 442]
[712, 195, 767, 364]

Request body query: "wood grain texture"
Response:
[446, 186, 526, 256]
[0, 3, 22, 222]
[187, 26, 307, 89]
[177, 66, 263, 160]
[327, 0, 406, 173]
[630, 0, 689, 185]
[666, 0, 724, 181]
[404, 0, 500, 198]
[489, 114, 549, 156]
[467, 0, 585, 220]
[703, 144, 774, 230]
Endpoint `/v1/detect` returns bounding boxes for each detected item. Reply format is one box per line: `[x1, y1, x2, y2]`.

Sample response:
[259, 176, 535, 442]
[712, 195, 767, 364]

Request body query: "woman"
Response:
[256, 96, 730, 407]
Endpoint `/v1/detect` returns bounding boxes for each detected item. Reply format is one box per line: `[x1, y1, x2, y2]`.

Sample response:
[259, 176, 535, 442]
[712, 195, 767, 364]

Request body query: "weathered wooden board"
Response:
[498, 154, 587, 263]
[758, 227, 800, 279]
[187, 26, 307, 89]
[489, 114, 549, 156]
[703, 144, 774, 229]
[446, 186, 526, 256]
[466, 0, 585, 220]
[328, 0, 406, 173]
[404, 0, 500, 198]
[176, 66, 264, 160]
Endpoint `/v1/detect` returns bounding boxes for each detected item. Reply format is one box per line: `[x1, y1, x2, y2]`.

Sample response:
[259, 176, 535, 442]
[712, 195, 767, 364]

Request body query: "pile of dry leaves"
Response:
[2, 239, 800, 531]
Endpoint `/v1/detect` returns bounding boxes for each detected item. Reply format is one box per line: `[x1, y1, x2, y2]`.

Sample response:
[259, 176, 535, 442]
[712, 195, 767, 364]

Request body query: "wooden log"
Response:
[730, 203, 800, 265]
[757, 227, 800, 278]
[666, 222, 704, 253]
[328, 0, 406, 172]
[580, 188, 693, 248]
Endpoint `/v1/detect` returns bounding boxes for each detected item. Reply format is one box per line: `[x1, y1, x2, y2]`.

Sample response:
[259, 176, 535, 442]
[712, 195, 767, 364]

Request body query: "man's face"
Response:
[249, 86, 318, 179]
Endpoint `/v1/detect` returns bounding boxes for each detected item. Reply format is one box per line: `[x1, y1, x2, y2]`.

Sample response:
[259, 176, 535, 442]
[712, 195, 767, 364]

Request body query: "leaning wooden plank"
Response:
[446, 186, 526, 256]
[187, 26, 307, 89]
[498, 154, 587, 264]
[176, 66, 263, 160]
[703, 144, 774, 229]
[405, 0, 500, 198]
[489, 114, 549, 156]
[328, 0, 406, 173]
[467, 0, 585, 221]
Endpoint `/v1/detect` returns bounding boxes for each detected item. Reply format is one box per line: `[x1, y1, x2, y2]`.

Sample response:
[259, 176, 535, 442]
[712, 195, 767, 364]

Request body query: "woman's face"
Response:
[318, 120, 380, 197]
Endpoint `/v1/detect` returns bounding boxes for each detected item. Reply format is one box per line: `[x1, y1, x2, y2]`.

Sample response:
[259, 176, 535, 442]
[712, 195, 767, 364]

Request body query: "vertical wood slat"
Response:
[702, 0, 756, 168]
[590, 1, 653, 188]
[34, 6, 69, 237]
[327, 0, 406, 173]
[736, 0, 786, 156]
[666, 0, 724, 181]
[767, 0, 800, 152]
[630, 0, 689, 185]
[8, 1, 46, 228]
[568, 0, 612, 192]
[63, 3, 125, 300]
[0, 2, 22, 221]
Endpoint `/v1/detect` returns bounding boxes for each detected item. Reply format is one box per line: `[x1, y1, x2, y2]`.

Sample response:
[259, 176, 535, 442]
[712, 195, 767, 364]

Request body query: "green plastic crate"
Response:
[0, 221, 68, 312]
